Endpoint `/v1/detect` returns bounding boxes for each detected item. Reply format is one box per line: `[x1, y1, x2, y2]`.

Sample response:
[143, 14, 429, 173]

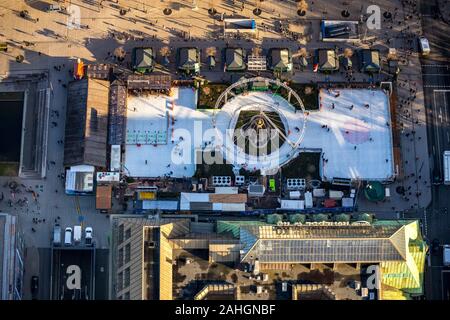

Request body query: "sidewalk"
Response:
[357, 0, 432, 212]
[437, 0, 450, 24]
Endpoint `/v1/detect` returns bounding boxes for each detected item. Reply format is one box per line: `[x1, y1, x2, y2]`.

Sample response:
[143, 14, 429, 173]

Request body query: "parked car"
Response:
[64, 227, 72, 246]
[85, 227, 93, 246]
[73, 225, 82, 244]
[31, 276, 39, 298]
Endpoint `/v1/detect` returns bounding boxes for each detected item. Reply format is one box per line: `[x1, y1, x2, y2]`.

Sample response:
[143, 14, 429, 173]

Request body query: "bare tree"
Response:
[206, 46, 217, 57]
[159, 46, 171, 57]
[297, 0, 308, 12]
[114, 46, 126, 61]
[344, 48, 354, 58]
[293, 47, 308, 58]
[251, 47, 262, 56]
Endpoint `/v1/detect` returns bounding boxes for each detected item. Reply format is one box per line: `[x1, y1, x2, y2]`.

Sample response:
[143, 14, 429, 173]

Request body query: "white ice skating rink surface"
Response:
[125, 87, 210, 178]
[311, 88, 394, 180]
[124, 87, 394, 180]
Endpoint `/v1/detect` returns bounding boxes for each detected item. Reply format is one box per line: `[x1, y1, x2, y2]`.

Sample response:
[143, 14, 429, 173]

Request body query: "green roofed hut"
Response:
[176, 47, 200, 75]
[316, 48, 339, 72]
[359, 49, 381, 74]
[312, 214, 329, 222]
[356, 213, 374, 224]
[132, 47, 154, 74]
[364, 181, 385, 202]
[268, 48, 293, 73]
[266, 213, 282, 224]
[224, 48, 246, 72]
[335, 213, 351, 222]
[289, 214, 306, 224]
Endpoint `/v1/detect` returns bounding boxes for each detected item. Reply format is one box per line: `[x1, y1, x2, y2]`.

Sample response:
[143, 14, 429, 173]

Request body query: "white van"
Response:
[64, 227, 73, 246]
[73, 225, 82, 244]
[418, 37, 430, 56]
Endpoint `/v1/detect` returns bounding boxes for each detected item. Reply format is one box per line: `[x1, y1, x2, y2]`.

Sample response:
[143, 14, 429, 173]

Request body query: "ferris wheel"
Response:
[210, 77, 309, 173]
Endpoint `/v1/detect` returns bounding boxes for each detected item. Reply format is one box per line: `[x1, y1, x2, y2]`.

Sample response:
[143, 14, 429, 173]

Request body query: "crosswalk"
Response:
[74, 196, 83, 228]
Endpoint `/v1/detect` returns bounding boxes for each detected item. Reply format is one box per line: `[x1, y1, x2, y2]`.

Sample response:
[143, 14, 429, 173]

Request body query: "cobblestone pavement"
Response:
[437, 0, 450, 24]
[0, 0, 433, 249]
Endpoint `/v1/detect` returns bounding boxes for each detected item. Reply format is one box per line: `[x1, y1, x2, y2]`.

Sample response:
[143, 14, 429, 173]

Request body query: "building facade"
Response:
[0, 213, 25, 300]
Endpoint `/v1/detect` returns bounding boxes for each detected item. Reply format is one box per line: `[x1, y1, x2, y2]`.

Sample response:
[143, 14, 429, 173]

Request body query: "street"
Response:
[420, 0, 450, 300]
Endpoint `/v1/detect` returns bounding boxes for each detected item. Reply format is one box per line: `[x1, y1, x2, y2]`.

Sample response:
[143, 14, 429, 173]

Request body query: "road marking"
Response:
[433, 91, 442, 167]
[422, 64, 450, 68]
[74, 196, 83, 228]
[423, 209, 428, 237]
[425, 85, 450, 88]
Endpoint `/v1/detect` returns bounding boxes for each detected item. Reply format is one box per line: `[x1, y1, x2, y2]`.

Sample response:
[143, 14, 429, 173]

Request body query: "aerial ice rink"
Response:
[124, 87, 394, 180]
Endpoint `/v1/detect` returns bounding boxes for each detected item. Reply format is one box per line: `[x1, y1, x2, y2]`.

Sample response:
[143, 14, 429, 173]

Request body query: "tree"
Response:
[206, 46, 217, 57]
[297, 0, 308, 13]
[159, 46, 171, 57]
[251, 47, 262, 56]
[343, 48, 354, 58]
[113, 46, 126, 61]
[296, 47, 308, 57]
[159, 46, 171, 65]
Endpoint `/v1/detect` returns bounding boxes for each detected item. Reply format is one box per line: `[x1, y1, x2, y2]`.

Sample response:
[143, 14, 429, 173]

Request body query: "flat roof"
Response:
[127, 74, 171, 90]
[96, 185, 112, 209]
